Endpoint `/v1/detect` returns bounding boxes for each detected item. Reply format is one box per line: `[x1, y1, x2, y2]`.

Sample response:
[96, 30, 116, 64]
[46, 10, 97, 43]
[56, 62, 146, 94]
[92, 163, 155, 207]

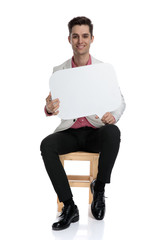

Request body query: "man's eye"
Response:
[83, 35, 89, 38]
[73, 36, 78, 39]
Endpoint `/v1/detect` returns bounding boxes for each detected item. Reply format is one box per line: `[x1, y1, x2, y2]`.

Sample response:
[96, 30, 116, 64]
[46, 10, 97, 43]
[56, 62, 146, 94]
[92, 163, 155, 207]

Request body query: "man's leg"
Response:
[40, 129, 80, 230]
[40, 129, 79, 202]
[85, 124, 121, 184]
[85, 124, 121, 220]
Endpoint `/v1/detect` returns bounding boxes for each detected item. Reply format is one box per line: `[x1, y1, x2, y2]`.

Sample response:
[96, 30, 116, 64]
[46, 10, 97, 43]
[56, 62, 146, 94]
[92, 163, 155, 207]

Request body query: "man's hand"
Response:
[95, 112, 116, 124]
[45, 92, 60, 115]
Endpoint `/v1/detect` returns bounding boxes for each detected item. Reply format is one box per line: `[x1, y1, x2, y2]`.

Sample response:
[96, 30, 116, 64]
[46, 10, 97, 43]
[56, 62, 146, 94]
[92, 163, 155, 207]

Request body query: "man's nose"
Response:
[78, 36, 83, 43]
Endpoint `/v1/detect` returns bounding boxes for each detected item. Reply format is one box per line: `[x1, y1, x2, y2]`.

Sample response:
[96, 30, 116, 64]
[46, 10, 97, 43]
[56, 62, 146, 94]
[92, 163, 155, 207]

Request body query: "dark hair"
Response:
[68, 16, 93, 37]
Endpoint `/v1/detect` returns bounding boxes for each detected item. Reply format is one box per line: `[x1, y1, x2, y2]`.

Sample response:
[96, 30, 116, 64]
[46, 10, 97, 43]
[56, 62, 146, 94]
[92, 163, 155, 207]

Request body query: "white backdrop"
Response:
[0, 0, 160, 239]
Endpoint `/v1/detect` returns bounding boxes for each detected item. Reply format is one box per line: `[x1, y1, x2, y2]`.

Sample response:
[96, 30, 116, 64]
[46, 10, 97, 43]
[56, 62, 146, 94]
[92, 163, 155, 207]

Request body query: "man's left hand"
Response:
[95, 112, 116, 124]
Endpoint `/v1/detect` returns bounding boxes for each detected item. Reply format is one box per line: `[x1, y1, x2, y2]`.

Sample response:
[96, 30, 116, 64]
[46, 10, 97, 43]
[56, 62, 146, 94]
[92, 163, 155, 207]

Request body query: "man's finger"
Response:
[52, 98, 60, 104]
[102, 112, 109, 120]
[54, 105, 60, 112]
[46, 94, 52, 102]
[54, 110, 59, 115]
[105, 115, 112, 121]
[52, 102, 60, 108]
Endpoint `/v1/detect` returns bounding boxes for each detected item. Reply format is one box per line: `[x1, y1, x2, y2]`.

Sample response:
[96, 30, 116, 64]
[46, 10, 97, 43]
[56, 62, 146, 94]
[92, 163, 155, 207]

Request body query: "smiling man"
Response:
[40, 16, 126, 231]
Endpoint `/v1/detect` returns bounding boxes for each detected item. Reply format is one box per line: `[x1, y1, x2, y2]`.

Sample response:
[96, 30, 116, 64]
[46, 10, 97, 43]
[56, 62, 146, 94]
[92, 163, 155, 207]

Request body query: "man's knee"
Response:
[40, 134, 57, 154]
[108, 124, 120, 137]
[101, 124, 121, 141]
[40, 137, 48, 155]
[40, 137, 47, 153]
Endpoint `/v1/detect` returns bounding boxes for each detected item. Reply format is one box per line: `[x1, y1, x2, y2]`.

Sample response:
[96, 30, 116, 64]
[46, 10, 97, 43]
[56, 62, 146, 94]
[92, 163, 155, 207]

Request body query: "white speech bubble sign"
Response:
[49, 63, 122, 119]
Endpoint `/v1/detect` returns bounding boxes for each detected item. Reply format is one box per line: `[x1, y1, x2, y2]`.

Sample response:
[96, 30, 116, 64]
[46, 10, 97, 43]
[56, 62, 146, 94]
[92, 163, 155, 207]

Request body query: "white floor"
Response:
[36, 187, 114, 240]
[1, 156, 160, 240]
[2, 185, 158, 240]
[52, 202, 106, 240]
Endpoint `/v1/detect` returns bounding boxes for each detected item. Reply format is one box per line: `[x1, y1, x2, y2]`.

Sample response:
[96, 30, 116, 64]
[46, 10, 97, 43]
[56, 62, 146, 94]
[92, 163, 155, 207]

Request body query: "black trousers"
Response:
[40, 125, 121, 202]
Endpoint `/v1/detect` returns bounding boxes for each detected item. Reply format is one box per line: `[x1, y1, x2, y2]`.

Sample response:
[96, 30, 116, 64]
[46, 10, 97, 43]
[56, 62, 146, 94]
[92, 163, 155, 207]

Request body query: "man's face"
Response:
[68, 25, 94, 56]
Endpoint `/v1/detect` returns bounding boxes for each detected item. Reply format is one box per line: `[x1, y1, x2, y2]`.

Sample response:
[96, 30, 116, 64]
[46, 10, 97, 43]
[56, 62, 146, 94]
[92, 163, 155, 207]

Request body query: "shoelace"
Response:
[95, 192, 107, 207]
[59, 205, 68, 217]
[59, 205, 74, 218]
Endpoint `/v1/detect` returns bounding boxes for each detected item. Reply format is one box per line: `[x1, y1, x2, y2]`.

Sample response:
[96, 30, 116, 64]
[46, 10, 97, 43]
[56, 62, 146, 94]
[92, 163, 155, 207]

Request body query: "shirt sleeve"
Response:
[110, 93, 126, 122]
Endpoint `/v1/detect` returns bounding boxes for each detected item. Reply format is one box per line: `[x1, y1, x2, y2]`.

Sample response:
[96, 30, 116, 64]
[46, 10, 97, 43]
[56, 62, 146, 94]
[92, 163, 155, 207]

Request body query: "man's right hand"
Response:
[45, 92, 60, 115]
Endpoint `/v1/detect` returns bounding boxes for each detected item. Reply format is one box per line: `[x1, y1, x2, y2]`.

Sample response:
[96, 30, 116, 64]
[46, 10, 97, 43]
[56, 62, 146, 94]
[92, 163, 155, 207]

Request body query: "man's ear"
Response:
[91, 35, 94, 43]
[68, 36, 71, 44]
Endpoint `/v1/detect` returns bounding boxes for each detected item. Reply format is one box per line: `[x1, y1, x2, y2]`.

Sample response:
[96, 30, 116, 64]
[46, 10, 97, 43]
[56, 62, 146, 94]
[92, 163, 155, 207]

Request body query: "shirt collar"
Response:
[71, 55, 92, 68]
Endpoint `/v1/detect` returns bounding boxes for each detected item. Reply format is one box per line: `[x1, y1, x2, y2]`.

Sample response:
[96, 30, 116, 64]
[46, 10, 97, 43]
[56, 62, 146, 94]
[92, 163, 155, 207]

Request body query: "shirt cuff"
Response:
[44, 106, 53, 116]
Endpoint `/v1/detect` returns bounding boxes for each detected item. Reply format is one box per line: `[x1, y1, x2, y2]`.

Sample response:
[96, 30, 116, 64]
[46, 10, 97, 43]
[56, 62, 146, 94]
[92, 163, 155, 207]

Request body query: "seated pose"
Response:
[40, 16, 126, 231]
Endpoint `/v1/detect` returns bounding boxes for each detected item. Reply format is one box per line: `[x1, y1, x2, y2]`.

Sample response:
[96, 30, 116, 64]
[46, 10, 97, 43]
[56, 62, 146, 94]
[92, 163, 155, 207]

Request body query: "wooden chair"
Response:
[57, 151, 99, 212]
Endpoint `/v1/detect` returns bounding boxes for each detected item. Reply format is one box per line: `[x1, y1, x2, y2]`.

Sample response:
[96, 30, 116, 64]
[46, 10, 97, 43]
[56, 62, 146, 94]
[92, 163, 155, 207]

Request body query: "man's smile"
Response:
[76, 45, 86, 49]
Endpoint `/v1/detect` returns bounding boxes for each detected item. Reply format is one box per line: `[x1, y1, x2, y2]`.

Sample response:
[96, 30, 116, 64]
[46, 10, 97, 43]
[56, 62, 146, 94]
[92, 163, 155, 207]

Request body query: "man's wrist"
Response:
[44, 106, 53, 116]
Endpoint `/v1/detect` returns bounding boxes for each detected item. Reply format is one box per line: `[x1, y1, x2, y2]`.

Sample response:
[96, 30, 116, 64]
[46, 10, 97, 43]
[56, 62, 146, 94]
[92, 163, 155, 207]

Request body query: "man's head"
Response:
[68, 16, 94, 57]
[68, 16, 93, 37]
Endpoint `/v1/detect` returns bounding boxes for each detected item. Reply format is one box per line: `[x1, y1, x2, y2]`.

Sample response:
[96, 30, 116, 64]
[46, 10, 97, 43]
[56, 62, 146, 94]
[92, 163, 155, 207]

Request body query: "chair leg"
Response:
[89, 158, 94, 204]
[89, 187, 93, 204]
[89, 155, 99, 204]
[57, 198, 64, 212]
[57, 157, 64, 212]
[93, 156, 99, 179]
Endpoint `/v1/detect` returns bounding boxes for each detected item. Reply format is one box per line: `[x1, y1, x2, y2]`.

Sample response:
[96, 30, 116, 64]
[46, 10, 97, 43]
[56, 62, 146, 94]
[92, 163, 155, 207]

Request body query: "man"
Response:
[40, 16, 126, 231]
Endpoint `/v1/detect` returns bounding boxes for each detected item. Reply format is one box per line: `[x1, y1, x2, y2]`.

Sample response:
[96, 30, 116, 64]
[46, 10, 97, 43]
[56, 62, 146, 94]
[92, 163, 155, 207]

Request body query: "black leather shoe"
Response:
[52, 204, 79, 231]
[90, 179, 106, 220]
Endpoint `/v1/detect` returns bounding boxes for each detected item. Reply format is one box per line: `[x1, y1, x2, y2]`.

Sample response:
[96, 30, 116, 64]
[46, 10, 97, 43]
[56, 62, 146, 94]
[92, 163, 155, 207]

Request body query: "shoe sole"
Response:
[71, 215, 79, 223]
[52, 215, 79, 231]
